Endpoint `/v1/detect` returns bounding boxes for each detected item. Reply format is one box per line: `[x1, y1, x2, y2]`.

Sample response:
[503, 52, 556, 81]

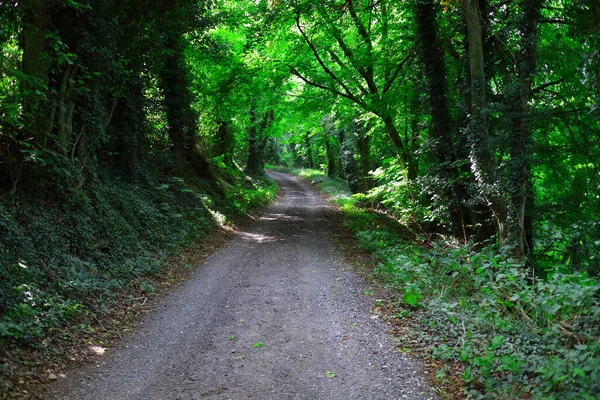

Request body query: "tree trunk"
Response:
[22, 1, 51, 144]
[381, 113, 410, 171]
[104, 74, 148, 175]
[507, 0, 542, 260]
[304, 131, 314, 168]
[55, 64, 79, 153]
[416, 0, 473, 240]
[159, 32, 197, 167]
[216, 120, 234, 168]
[355, 121, 372, 190]
[246, 107, 261, 175]
[462, 0, 508, 243]
[246, 108, 273, 176]
[324, 135, 337, 177]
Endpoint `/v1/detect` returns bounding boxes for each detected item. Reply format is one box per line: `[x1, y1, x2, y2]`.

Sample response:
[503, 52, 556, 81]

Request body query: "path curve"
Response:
[50, 171, 436, 400]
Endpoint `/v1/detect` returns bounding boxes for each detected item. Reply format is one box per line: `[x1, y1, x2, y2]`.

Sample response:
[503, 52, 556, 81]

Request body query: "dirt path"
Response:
[49, 171, 437, 400]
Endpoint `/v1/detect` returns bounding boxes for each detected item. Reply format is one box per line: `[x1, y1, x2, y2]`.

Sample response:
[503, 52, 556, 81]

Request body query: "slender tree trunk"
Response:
[458, 14, 496, 245]
[381, 113, 411, 173]
[55, 64, 79, 153]
[416, 0, 473, 240]
[269, 138, 281, 166]
[462, 0, 508, 242]
[341, 120, 369, 193]
[507, 0, 542, 260]
[355, 122, 372, 190]
[246, 107, 260, 175]
[246, 108, 273, 176]
[324, 135, 337, 177]
[304, 131, 314, 168]
[159, 32, 198, 167]
[104, 74, 148, 175]
[216, 120, 234, 168]
[22, 1, 51, 144]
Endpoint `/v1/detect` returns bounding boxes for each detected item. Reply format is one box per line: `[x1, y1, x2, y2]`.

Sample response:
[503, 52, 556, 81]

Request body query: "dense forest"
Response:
[0, 0, 599, 398]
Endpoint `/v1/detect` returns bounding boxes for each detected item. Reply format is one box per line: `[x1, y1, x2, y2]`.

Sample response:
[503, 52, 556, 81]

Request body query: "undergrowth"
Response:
[278, 166, 600, 400]
[0, 165, 276, 384]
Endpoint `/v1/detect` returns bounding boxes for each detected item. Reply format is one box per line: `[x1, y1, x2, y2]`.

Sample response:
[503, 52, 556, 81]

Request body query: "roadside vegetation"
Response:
[0, 165, 275, 394]
[274, 166, 599, 400]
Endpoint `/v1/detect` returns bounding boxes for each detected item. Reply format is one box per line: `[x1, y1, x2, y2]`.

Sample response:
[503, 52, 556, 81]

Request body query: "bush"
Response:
[362, 233, 600, 399]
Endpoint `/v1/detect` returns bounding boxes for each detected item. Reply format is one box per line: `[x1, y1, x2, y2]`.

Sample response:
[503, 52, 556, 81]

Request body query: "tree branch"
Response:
[347, 0, 372, 51]
[346, 0, 377, 94]
[539, 18, 568, 25]
[326, 22, 375, 93]
[532, 79, 564, 94]
[295, 15, 358, 101]
[383, 52, 415, 94]
[327, 50, 369, 96]
[286, 64, 367, 109]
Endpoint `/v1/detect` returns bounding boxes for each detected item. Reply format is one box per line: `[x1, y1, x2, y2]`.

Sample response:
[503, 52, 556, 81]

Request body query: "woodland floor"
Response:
[45, 171, 437, 400]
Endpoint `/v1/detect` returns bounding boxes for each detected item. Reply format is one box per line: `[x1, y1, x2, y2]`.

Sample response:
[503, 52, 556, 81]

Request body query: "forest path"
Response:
[50, 171, 436, 400]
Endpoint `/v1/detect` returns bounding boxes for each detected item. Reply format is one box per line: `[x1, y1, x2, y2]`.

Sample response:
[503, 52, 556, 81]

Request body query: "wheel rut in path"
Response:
[51, 171, 437, 400]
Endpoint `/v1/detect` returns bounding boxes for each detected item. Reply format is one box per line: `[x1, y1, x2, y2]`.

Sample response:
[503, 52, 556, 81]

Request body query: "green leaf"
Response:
[500, 355, 519, 374]
[324, 370, 337, 378]
[463, 366, 472, 383]
[491, 335, 504, 350]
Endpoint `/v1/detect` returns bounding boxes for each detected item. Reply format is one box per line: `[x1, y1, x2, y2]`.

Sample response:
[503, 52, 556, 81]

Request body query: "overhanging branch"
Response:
[286, 64, 367, 109]
[295, 15, 358, 102]
[532, 79, 564, 94]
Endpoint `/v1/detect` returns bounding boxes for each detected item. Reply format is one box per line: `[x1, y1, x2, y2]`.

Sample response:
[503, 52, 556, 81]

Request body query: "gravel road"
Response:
[50, 171, 437, 400]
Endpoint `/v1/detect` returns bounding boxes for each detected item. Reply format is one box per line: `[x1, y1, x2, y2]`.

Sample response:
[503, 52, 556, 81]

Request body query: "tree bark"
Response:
[159, 32, 198, 167]
[507, 0, 542, 260]
[304, 131, 314, 169]
[216, 120, 234, 168]
[416, 0, 473, 240]
[462, 0, 508, 242]
[324, 136, 334, 177]
[246, 108, 273, 176]
[355, 122, 371, 189]
[22, 1, 51, 143]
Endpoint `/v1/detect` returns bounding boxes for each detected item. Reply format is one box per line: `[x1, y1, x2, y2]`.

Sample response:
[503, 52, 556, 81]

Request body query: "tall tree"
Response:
[461, 0, 513, 247]
[506, 0, 543, 259]
[274, 0, 417, 174]
[246, 106, 274, 176]
[416, 0, 473, 240]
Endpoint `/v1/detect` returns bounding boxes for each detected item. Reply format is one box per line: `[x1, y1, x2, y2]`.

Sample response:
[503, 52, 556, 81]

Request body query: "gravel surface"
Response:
[49, 171, 437, 400]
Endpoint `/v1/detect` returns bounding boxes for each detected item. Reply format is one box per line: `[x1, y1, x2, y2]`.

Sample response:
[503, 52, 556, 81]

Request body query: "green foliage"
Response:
[366, 234, 600, 399]
[224, 175, 277, 216]
[0, 167, 275, 345]
[353, 158, 432, 226]
[2, 1, 600, 398]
